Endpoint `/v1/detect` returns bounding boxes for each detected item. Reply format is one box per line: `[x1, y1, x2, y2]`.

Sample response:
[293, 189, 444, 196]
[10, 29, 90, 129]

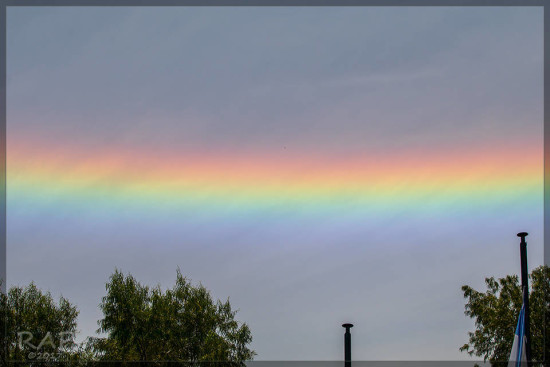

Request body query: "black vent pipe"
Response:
[342, 323, 353, 367]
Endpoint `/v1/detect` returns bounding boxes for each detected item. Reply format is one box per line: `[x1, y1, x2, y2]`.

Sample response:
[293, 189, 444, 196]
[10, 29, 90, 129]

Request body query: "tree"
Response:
[0, 281, 79, 366]
[460, 265, 550, 365]
[91, 269, 255, 365]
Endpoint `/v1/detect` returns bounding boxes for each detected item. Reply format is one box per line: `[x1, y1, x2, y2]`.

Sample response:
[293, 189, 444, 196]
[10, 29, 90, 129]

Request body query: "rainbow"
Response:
[6, 136, 543, 220]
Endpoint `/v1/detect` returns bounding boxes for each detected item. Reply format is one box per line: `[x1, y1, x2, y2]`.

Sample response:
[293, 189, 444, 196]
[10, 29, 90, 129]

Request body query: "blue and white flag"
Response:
[508, 304, 528, 367]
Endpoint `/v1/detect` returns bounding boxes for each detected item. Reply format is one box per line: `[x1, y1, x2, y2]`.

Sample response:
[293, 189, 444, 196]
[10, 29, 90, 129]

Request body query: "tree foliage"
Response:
[461, 265, 550, 365]
[0, 281, 79, 365]
[90, 269, 255, 365]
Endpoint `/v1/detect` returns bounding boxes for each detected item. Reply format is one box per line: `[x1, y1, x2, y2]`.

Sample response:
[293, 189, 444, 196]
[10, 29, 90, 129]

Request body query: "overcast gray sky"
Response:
[6, 6, 544, 361]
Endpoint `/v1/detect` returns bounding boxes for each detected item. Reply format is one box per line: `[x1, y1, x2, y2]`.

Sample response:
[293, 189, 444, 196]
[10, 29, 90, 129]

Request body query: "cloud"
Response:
[6, 6, 544, 361]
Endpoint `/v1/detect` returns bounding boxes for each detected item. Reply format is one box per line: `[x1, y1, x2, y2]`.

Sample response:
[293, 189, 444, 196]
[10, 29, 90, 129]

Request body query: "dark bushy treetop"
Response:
[1, 269, 254, 366]
[89, 269, 255, 364]
[461, 265, 549, 365]
[0, 281, 79, 365]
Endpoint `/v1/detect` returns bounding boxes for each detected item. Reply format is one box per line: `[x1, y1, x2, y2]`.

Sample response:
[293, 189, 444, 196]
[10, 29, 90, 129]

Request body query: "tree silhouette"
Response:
[460, 265, 549, 365]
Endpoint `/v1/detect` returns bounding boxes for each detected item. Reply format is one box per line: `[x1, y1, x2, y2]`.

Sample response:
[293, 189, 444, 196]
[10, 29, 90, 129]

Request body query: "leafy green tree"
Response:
[460, 265, 550, 365]
[1, 280, 7, 366]
[91, 269, 255, 365]
[0, 281, 79, 365]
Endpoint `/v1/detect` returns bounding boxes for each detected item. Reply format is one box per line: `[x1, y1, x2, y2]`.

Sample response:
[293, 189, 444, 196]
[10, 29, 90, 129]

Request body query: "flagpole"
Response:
[517, 232, 532, 366]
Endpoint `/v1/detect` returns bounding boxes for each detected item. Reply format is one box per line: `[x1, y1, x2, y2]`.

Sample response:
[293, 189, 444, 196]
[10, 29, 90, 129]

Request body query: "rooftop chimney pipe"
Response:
[342, 323, 353, 367]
